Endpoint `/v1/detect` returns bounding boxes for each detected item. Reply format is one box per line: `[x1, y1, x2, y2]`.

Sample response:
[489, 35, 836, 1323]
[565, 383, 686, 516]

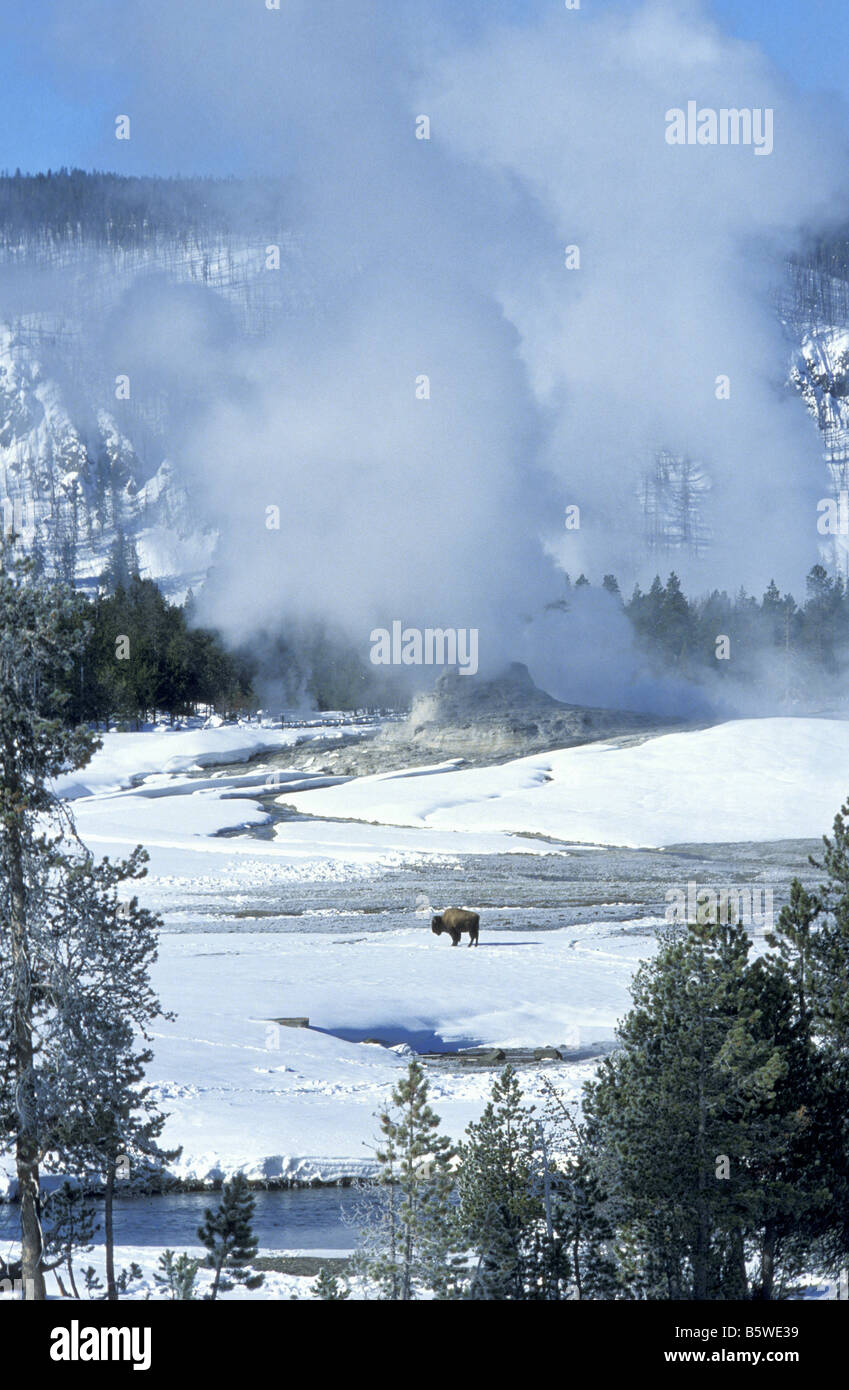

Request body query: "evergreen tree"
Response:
[766, 879, 819, 1022]
[583, 921, 825, 1299]
[101, 530, 139, 595]
[796, 804, 849, 1272]
[198, 1173, 264, 1300]
[458, 1066, 553, 1299]
[0, 549, 183, 1300]
[0, 547, 97, 1298]
[41, 1182, 99, 1300]
[809, 798, 849, 1039]
[539, 1081, 621, 1300]
[46, 850, 180, 1301]
[154, 1249, 201, 1301]
[354, 1060, 460, 1300]
[602, 574, 621, 600]
[311, 1266, 350, 1300]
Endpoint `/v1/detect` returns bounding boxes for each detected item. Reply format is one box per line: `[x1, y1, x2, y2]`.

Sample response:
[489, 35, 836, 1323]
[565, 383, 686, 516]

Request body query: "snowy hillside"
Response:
[0, 325, 216, 596]
[0, 173, 307, 597]
[792, 323, 849, 570]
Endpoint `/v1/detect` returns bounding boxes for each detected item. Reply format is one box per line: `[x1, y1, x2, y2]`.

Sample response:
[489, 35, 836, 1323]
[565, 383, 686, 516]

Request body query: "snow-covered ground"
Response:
[45, 714, 849, 1189]
[280, 718, 849, 848]
[140, 921, 639, 1188]
[52, 718, 371, 800]
[0, 1246, 321, 1302]
[2, 714, 841, 1283]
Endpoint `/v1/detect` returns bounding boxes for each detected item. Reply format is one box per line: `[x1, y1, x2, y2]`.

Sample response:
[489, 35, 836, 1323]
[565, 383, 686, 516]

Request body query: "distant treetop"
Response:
[0, 169, 290, 248]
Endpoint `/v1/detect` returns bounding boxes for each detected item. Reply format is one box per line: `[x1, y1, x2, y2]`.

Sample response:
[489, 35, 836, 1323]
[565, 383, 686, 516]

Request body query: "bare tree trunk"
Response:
[105, 1158, 117, 1299]
[693, 1013, 710, 1301]
[757, 1225, 776, 1302]
[8, 814, 46, 1300]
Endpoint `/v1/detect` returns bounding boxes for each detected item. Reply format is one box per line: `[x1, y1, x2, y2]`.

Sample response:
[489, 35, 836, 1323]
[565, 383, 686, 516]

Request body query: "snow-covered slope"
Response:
[0, 178, 307, 597]
[791, 324, 849, 579]
[0, 325, 215, 596]
[281, 717, 849, 847]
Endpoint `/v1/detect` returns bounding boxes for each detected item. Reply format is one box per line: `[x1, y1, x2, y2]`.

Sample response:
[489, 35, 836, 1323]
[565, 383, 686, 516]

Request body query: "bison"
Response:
[431, 907, 480, 947]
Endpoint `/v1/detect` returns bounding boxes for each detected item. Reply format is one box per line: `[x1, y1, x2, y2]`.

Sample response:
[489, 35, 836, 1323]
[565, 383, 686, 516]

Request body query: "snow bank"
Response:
[52, 722, 359, 800]
[281, 718, 849, 847]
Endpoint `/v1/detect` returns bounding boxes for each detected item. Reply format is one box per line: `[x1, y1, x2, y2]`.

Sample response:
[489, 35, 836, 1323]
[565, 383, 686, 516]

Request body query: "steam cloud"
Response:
[26, 0, 849, 708]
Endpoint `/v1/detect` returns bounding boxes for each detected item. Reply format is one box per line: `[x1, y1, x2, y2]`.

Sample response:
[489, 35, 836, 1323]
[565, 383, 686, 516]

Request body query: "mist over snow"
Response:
[19, 0, 849, 710]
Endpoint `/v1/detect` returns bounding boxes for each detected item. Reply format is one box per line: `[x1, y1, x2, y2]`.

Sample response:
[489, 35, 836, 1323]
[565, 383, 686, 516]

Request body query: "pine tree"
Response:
[311, 1266, 350, 1300]
[154, 1249, 200, 1301]
[766, 878, 819, 1022]
[42, 1182, 99, 1300]
[539, 1080, 620, 1300]
[795, 804, 849, 1273]
[198, 1174, 264, 1300]
[583, 921, 824, 1299]
[602, 574, 621, 600]
[458, 1066, 550, 1299]
[101, 530, 140, 596]
[0, 548, 185, 1300]
[0, 546, 97, 1298]
[809, 800, 849, 1039]
[354, 1060, 460, 1300]
[45, 850, 180, 1301]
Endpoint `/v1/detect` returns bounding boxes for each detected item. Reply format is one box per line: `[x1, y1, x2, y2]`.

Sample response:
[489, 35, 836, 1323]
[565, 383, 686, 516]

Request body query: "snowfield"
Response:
[51, 719, 371, 800]
[139, 922, 642, 1189]
[281, 718, 849, 847]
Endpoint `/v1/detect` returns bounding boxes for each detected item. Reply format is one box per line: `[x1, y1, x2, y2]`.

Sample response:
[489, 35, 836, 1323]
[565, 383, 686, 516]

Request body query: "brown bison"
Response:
[431, 907, 480, 947]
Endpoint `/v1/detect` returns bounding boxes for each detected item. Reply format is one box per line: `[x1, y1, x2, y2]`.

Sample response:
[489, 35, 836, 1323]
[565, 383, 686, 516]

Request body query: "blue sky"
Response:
[0, 1, 845, 176]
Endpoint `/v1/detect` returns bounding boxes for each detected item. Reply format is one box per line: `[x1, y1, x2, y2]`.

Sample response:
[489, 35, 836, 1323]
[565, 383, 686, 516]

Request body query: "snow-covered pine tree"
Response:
[0, 546, 97, 1298]
[45, 849, 181, 1301]
[353, 1059, 460, 1300]
[311, 1266, 350, 1300]
[458, 1065, 568, 1299]
[0, 545, 180, 1300]
[197, 1173, 264, 1300]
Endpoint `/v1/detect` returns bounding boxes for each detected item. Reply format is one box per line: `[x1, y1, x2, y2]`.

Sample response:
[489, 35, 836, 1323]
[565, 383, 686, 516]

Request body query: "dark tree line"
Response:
[558, 565, 849, 700]
[56, 582, 407, 726]
[60, 577, 254, 728]
[0, 169, 290, 249]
